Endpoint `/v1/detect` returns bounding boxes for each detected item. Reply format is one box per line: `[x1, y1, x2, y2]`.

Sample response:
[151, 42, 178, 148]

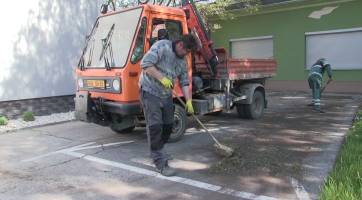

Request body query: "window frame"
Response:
[150, 18, 183, 41]
[229, 35, 274, 59]
[130, 17, 147, 64]
[84, 7, 144, 69]
[305, 27, 362, 71]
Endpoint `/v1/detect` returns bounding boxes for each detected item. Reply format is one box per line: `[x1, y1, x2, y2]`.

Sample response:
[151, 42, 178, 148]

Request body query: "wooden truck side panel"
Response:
[194, 47, 277, 80]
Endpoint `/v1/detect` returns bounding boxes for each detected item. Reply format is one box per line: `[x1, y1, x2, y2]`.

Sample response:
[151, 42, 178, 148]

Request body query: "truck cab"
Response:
[75, 4, 192, 141]
[75, 1, 277, 142]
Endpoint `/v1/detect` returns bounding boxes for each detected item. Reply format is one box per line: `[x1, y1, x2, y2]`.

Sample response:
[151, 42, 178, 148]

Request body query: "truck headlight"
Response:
[113, 79, 120, 91]
[78, 79, 84, 88]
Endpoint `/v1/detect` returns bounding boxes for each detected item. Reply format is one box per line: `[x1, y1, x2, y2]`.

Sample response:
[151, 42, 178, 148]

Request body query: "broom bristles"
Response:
[214, 143, 233, 157]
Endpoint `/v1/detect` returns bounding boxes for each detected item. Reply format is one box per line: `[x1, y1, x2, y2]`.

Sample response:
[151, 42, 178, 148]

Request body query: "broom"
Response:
[321, 79, 331, 93]
[171, 90, 233, 157]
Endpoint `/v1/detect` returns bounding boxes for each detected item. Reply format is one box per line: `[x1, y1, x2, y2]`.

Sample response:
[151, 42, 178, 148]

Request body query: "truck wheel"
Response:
[168, 104, 187, 143]
[244, 91, 264, 119]
[236, 104, 248, 119]
[110, 125, 135, 134]
[204, 110, 222, 116]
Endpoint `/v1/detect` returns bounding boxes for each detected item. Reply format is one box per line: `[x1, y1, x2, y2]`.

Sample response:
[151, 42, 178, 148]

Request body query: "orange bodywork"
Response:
[76, 4, 192, 107]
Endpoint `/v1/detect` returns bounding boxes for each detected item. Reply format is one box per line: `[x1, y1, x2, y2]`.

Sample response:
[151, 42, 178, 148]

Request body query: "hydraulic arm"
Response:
[181, 0, 219, 78]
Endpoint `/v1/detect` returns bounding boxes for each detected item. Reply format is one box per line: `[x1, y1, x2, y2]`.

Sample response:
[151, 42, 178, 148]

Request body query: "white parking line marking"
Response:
[290, 177, 311, 200]
[21, 152, 60, 162]
[62, 150, 280, 200]
[21, 142, 97, 162]
[22, 137, 308, 200]
[68, 141, 135, 151]
[23, 140, 281, 199]
[21, 141, 133, 162]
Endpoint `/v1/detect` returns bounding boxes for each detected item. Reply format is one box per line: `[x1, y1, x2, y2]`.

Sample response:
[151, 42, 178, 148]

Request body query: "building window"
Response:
[306, 28, 362, 70]
[230, 36, 273, 59]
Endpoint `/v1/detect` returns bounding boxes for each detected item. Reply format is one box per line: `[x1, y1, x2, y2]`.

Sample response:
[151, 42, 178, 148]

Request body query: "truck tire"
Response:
[168, 104, 187, 143]
[244, 91, 264, 119]
[204, 110, 223, 116]
[110, 125, 135, 134]
[236, 104, 247, 119]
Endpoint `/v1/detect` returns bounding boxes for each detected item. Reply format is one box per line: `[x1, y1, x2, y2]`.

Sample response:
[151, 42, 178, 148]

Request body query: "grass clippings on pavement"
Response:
[209, 143, 302, 176]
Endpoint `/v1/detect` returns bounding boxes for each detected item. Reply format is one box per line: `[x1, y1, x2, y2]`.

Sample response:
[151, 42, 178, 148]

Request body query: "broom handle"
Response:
[321, 79, 331, 93]
[172, 90, 221, 147]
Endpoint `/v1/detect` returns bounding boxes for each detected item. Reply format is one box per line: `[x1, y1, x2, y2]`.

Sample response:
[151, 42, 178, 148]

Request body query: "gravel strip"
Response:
[0, 111, 75, 133]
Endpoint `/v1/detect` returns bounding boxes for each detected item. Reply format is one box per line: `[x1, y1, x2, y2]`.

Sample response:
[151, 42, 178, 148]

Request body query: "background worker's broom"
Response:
[320, 79, 331, 94]
[171, 90, 233, 157]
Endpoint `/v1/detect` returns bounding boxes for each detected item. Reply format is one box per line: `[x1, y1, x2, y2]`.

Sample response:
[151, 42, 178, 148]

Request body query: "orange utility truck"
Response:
[75, 0, 277, 142]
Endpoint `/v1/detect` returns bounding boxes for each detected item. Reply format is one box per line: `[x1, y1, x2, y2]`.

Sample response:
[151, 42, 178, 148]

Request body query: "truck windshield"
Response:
[84, 7, 143, 68]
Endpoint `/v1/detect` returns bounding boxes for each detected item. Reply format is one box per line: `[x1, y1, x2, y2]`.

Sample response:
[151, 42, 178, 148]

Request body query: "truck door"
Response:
[146, 18, 191, 96]
[149, 18, 183, 48]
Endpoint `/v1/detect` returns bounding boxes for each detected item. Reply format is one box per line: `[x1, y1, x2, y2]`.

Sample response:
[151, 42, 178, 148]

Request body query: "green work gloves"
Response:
[160, 77, 173, 89]
[185, 100, 194, 114]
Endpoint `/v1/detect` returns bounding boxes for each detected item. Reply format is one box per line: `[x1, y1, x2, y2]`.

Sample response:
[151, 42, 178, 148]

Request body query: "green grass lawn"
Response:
[319, 104, 362, 200]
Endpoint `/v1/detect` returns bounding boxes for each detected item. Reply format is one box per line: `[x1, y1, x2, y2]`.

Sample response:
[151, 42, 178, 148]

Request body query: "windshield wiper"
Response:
[99, 23, 115, 71]
[78, 21, 99, 71]
[86, 36, 96, 67]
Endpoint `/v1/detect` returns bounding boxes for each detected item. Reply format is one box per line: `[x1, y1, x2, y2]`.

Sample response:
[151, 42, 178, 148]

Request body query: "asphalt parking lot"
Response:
[0, 91, 361, 200]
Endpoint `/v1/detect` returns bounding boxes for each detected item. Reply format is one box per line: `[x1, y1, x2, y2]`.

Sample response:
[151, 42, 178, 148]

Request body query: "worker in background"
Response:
[138, 34, 198, 176]
[308, 58, 333, 113]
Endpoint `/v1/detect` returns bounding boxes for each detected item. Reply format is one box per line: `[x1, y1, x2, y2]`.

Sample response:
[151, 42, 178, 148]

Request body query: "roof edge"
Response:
[212, 0, 355, 20]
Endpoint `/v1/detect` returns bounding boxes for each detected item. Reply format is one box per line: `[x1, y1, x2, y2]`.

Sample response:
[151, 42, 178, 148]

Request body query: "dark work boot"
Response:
[156, 164, 176, 176]
[314, 108, 326, 113]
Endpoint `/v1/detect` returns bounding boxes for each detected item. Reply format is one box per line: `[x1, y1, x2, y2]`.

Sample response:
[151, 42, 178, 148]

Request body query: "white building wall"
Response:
[0, 0, 104, 101]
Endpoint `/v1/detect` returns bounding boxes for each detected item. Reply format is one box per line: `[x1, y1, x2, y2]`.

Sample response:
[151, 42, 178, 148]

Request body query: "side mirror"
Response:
[100, 4, 108, 14]
[157, 29, 169, 40]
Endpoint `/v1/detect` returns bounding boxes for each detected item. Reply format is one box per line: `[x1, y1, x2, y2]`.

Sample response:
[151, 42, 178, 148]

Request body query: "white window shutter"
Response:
[306, 28, 362, 70]
[230, 36, 273, 59]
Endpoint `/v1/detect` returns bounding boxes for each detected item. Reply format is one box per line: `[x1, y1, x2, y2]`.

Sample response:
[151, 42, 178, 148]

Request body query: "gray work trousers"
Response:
[139, 90, 174, 169]
[308, 75, 322, 109]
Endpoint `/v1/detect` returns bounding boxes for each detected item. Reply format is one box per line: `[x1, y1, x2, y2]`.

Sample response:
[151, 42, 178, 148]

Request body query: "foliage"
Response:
[107, 0, 261, 31]
[319, 104, 362, 199]
[0, 116, 8, 126]
[197, 0, 261, 32]
[22, 111, 35, 122]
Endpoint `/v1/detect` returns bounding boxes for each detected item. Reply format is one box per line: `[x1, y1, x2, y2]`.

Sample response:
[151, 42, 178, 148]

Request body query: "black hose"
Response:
[230, 88, 243, 97]
[98, 97, 109, 123]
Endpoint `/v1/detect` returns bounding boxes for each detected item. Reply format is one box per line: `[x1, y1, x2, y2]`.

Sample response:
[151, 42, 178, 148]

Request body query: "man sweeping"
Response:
[308, 58, 333, 113]
[138, 34, 198, 176]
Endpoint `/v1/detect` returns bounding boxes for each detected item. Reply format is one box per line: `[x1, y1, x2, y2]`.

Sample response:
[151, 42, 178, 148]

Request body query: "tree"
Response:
[196, 0, 261, 32]
[106, 0, 261, 32]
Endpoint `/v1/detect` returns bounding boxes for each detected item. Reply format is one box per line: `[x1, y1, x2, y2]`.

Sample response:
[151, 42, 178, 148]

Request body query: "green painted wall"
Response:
[211, 0, 362, 81]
